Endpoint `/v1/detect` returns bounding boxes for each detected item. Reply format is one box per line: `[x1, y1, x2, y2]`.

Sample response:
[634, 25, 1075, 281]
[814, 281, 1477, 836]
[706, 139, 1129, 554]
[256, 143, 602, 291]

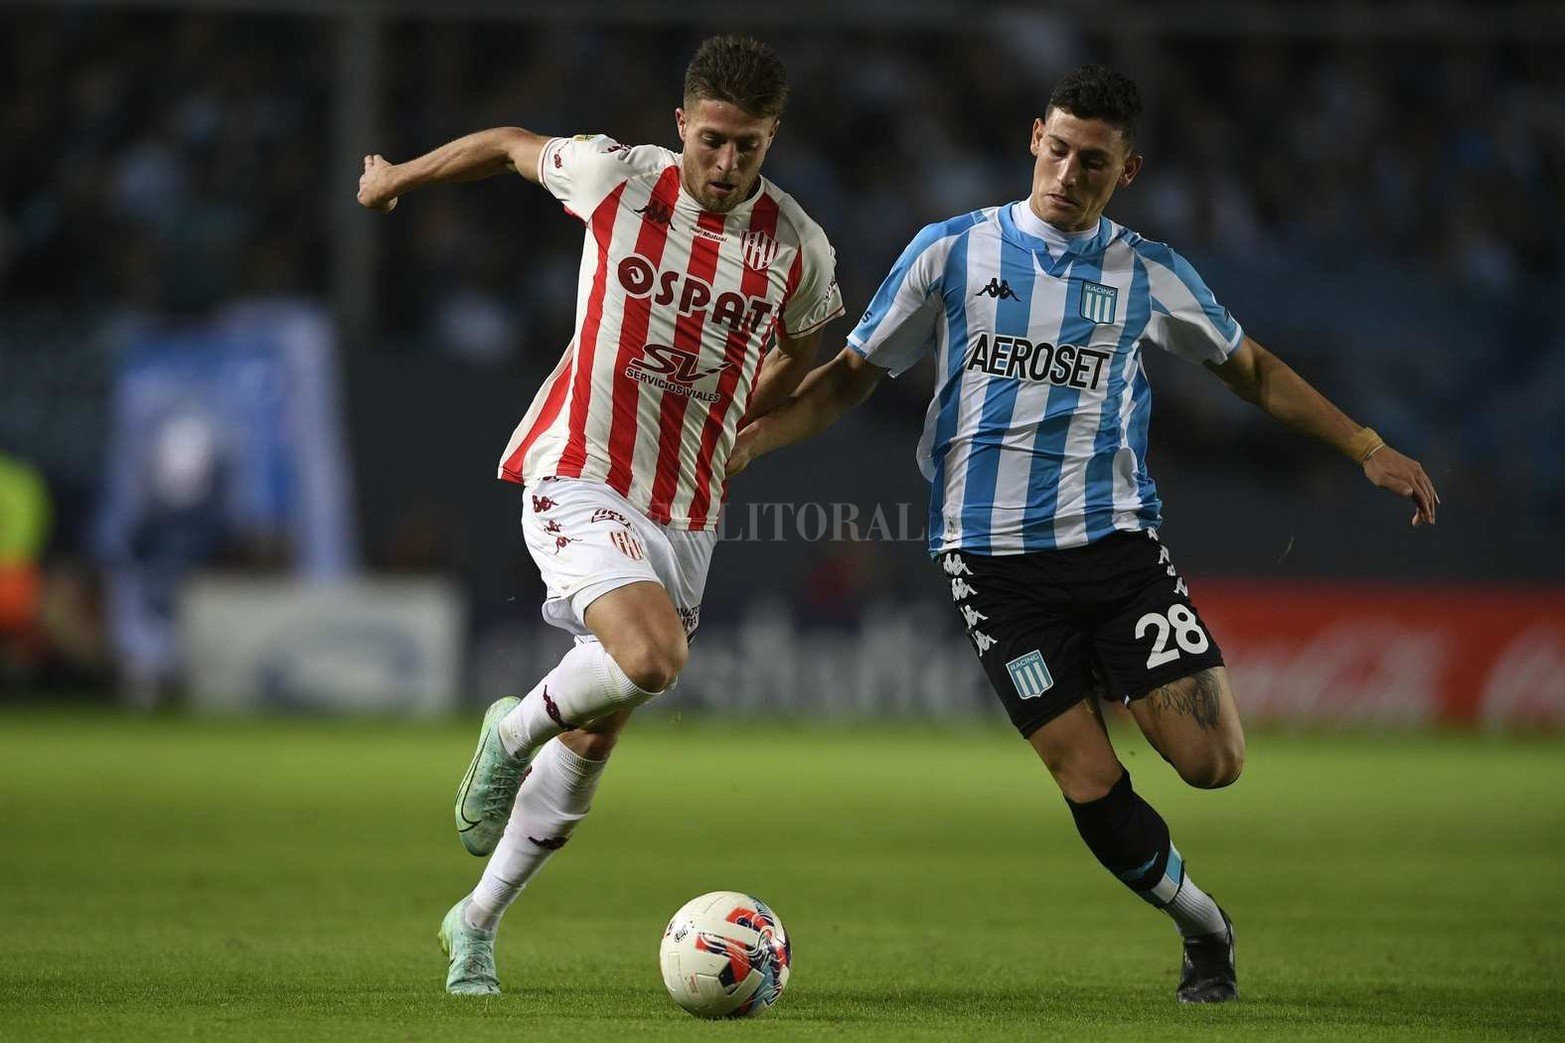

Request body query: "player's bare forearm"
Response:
[356, 128, 549, 212]
[741, 330, 822, 424]
[1210, 337, 1361, 453]
[728, 348, 884, 477]
[1210, 336, 1439, 525]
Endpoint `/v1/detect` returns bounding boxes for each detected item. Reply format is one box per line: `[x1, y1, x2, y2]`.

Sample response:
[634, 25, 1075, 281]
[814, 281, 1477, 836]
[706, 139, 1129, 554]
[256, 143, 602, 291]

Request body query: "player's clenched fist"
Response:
[357, 155, 399, 213]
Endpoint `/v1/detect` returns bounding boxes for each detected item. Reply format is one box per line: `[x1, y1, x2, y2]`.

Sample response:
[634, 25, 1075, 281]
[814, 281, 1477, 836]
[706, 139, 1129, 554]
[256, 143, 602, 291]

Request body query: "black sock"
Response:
[1065, 770, 1226, 933]
[1064, 770, 1171, 894]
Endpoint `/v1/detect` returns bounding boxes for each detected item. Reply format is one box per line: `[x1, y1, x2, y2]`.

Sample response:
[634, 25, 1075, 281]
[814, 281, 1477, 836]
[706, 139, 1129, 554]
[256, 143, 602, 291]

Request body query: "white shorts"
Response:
[521, 478, 717, 639]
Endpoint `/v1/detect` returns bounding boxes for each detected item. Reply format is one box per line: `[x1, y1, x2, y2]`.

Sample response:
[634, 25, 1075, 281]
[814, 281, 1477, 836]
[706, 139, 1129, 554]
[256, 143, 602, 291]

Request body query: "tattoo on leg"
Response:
[1149, 669, 1223, 731]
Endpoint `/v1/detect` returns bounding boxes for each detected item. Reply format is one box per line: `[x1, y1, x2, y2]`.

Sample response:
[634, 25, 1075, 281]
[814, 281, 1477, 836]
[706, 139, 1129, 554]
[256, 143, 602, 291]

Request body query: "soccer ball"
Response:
[658, 890, 790, 1018]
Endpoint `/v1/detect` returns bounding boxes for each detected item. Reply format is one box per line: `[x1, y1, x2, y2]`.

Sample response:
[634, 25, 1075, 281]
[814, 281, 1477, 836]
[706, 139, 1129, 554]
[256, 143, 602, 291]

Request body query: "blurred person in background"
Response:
[731, 64, 1439, 1004]
[0, 451, 51, 687]
[99, 410, 231, 707]
[356, 34, 843, 996]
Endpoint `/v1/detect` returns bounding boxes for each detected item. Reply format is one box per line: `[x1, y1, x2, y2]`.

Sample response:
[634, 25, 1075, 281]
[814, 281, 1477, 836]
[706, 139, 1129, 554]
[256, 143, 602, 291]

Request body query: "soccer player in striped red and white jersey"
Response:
[357, 36, 843, 995]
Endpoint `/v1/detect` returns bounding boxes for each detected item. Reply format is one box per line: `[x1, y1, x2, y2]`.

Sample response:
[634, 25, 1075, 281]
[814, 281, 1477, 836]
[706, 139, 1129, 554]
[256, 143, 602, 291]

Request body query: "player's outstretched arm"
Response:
[356, 127, 551, 212]
[1209, 336, 1439, 526]
[741, 329, 826, 425]
[727, 348, 885, 478]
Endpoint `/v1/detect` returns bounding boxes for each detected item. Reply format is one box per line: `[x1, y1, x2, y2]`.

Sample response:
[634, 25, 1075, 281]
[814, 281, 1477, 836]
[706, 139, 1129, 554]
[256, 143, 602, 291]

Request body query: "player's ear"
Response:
[1119, 152, 1143, 186]
[1029, 117, 1045, 156]
[675, 107, 688, 143]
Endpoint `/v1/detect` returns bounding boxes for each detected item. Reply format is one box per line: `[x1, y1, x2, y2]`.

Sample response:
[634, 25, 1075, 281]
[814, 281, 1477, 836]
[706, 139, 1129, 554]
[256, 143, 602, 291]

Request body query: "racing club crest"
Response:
[1079, 281, 1118, 325]
[741, 230, 778, 271]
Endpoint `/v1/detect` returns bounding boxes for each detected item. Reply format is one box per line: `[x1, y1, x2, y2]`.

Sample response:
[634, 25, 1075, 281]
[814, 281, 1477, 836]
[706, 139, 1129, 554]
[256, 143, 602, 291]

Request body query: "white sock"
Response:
[465, 738, 608, 931]
[496, 642, 658, 758]
[1164, 871, 1227, 938]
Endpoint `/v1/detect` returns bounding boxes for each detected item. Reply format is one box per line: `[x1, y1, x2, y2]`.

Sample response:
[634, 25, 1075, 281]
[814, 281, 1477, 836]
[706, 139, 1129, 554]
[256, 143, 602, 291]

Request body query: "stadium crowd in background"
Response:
[3, 8, 1564, 579]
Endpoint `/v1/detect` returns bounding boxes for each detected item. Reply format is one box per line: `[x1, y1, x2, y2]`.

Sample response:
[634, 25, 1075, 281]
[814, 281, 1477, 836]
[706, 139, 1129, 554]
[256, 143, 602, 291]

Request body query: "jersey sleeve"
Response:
[1138, 243, 1244, 365]
[846, 224, 948, 377]
[779, 230, 846, 340]
[536, 134, 646, 219]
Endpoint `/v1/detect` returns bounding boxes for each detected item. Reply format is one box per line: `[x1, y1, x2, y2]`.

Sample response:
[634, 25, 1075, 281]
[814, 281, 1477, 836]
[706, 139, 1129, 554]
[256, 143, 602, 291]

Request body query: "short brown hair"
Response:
[683, 35, 788, 119]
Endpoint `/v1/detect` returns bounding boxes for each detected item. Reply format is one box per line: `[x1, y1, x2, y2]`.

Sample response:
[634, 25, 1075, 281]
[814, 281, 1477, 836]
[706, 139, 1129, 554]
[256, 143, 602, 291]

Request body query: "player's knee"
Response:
[1177, 737, 1245, 789]
[612, 634, 688, 693]
[1041, 751, 1123, 803]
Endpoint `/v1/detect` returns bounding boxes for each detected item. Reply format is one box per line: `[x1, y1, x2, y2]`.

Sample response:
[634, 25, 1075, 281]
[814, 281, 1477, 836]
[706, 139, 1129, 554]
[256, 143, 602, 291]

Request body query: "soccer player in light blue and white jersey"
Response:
[730, 64, 1439, 1004]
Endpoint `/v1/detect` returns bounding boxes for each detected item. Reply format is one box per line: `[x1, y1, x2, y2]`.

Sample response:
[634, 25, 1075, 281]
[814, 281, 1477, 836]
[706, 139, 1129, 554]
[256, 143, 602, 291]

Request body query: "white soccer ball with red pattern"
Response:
[658, 890, 790, 1018]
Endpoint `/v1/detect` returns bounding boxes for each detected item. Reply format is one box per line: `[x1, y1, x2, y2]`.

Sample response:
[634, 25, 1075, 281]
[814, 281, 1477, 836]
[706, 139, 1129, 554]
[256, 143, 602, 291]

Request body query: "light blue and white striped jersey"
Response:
[848, 203, 1243, 557]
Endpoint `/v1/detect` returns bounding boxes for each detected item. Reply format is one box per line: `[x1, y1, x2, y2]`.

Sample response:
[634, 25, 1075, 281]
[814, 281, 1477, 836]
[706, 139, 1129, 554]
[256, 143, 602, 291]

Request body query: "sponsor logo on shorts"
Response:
[610, 529, 646, 561]
[531, 494, 557, 513]
[942, 552, 972, 577]
[553, 535, 574, 551]
[1006, 650, 1055, 700]
[678, 605, 701, 634]
[590, 507, 630, 526]
[544, 519, 564, 534]
[950, 577, 978, 600]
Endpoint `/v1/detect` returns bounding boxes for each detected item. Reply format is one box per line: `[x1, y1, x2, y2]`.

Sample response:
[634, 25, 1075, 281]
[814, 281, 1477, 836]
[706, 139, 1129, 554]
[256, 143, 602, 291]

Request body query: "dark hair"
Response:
[683, 35, 788, 119]
[1048, 64, 1142, 147]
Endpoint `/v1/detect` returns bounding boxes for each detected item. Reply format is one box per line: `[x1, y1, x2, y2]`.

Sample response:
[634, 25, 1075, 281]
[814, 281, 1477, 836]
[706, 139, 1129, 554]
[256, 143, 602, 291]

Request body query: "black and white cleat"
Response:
[1177, 906, 1237, 1004]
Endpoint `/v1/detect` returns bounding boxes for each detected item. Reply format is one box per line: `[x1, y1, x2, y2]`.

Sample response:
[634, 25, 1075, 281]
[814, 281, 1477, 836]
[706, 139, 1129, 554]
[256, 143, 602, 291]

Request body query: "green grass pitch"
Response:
[1, 711, 1562, 1041]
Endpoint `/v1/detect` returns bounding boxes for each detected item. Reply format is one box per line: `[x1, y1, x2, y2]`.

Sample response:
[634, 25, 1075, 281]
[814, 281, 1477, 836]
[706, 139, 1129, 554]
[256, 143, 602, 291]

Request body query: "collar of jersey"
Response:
[997, 204, 1108, 275]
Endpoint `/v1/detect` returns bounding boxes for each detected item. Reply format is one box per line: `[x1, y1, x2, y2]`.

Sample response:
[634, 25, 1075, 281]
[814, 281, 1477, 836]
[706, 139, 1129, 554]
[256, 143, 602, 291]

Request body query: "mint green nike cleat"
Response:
[439, 898, 500, 996]
[454, 695, 528, 856]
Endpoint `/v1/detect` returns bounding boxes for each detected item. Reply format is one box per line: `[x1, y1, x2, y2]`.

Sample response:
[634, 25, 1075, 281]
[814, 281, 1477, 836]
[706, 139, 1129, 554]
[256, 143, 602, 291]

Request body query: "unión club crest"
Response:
[741, 231, 778, 271]
[1079, 281, 1118, 325]
[610, 529, 646, 561]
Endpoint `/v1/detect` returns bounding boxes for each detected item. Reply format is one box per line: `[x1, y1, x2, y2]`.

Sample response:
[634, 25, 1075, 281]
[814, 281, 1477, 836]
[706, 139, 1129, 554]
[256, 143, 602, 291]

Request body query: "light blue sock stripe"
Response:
[1134, 843, 1184, 907]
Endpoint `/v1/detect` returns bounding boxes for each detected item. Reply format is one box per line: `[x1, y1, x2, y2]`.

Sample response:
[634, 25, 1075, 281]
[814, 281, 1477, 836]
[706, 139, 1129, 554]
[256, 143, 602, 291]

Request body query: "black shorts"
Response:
[941, 530, 1225, 738]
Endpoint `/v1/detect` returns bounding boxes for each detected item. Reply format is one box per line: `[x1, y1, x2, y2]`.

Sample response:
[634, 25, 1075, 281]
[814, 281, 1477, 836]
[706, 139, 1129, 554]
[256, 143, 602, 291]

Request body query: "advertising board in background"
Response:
[181, 575, 463, 715]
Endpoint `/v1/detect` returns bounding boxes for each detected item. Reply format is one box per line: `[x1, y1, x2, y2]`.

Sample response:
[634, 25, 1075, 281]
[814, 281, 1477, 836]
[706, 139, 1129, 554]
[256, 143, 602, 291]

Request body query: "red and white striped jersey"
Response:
[498, 134, 844, 530]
